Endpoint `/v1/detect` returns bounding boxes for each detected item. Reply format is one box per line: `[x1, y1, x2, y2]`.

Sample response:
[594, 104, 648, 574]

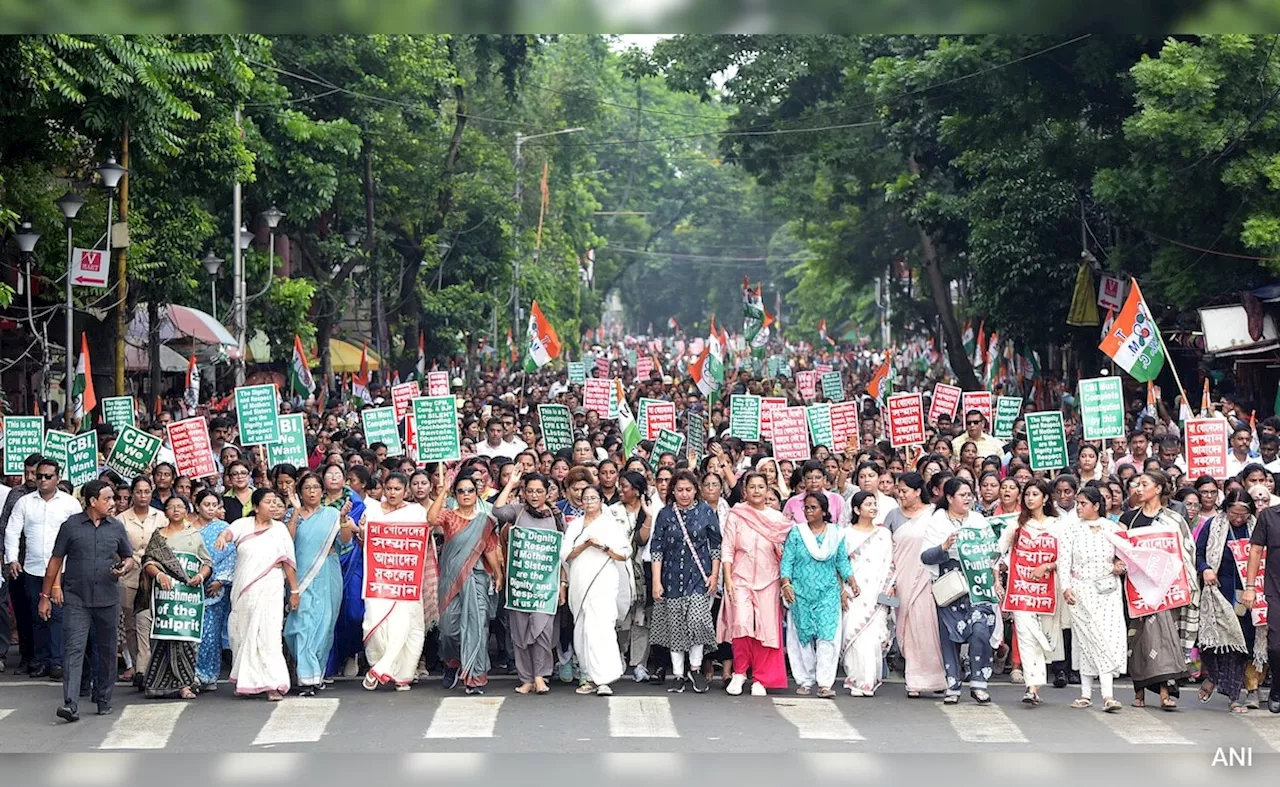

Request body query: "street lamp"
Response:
[96, 156, 127, 261]
[237, 224, 253, 251]
[247, 206, 285, 304]
[343, 228, 362, 248]
[13, 220, 43, 414]
[201, 251, 224, 318]
[54, 191, 85, 405]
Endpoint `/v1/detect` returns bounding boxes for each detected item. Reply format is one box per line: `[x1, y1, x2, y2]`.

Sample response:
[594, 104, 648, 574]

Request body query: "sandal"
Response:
[1198, 680, 1216, 704]
[1103, 698, 1122, 713]
[1022, 690, 1037, 705]
[575, 682, 597, 695]
[795, 685, 811, 696]
[816, 687, 837, 699]
[970, 689, 992, 705]
[1160, 697, 1177, 711]
[179, 688, 197, 700]
[362, 674, 379, 691]
[515, 684, 535, 695]
[1132, 696, 1146, 708]
[1230, 702, 1249, 714]
[943, 694, 959, 705]
[906, 689, 921, 698]
[267, 692, 284, 702]
[1070, 697, 1092, 709]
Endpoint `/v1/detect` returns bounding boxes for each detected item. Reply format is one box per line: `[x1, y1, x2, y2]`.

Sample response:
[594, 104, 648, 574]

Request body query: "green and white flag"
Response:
[615, 380, 642, 457]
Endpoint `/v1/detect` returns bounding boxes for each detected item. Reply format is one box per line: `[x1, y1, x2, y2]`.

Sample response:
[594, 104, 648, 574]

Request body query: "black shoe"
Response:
[49, 666, 64, 681]
[648, 667, 666, 685]
[465, 685, 485, 696]
[16, 659, 29, 673]
[297, 686, 316, 697]
[1053, 671, 1068, 689]
[1268, 696, 1280, 714]
[1068, 670, 1081, 685]
[442, 667, 459, 690]
[96, 703, 113, 716]
[667, 676, 687, 693]
[56, 704, 79, 723]
[28, 666, 49, 679]
[690, 672, 709, 694]
[79, 687, 91, 698]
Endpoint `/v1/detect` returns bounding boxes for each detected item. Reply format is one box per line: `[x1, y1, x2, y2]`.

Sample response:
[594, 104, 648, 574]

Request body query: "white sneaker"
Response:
[596, 683, 613, 696]
[751, 681, 767, 697]
[726, 674, 746, 696]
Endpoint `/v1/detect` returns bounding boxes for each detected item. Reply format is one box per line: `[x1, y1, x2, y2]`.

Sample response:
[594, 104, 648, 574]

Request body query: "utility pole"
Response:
[233, 107, 245, 387]
[112, 124, 130, 397]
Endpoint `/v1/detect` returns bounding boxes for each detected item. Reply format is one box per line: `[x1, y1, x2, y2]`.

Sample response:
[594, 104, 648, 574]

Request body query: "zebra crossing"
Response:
[0, 685, 1277, 752]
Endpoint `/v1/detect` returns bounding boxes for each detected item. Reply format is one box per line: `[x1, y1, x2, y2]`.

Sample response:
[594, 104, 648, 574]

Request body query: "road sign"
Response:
[71, 247, 109, 288]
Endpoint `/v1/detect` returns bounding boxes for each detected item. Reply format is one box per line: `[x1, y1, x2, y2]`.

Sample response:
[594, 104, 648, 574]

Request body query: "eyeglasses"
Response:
[455, 487, 477, 495]
[36, 473, 56, 480]
[230, 471, 249, 478]
[581, 496, 601, 503]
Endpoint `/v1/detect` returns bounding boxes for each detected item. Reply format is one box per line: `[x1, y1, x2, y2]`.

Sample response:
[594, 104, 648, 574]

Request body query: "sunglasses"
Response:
[455, 487, 477, 495]
[36, 473, 56, 480]
[967, 421, 983, 426]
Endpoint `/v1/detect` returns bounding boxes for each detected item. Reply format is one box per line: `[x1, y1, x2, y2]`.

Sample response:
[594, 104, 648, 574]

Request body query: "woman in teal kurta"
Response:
[781, 492, 852, 698]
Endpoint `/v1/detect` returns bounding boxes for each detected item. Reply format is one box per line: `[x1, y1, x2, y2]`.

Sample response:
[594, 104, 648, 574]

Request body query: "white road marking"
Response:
[1095, 708, 1192, 745]
[608, 696, 679, 738]
[100, 704, 189, 750]
[940, 703, 1028, 743]
[252, 698, 340, 745]
[0, 709, 13, 723]
[772, 698, 864, 741]
[1240, 713, 1280, 752]
[425, 697, 504, 738]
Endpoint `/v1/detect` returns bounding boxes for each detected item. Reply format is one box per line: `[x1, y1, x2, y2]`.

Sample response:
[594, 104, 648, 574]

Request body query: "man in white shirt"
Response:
[500, 410, 528, 454]
[475, 419, 520, 460]
[5, 458, 82, 679]
[950, 409, 1005, 461]
[1226, 425, 1259, 480]
[1259, 434, 1280, 474]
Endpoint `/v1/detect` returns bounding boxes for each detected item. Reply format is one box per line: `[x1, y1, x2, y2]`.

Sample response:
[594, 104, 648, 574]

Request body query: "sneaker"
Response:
[632, 665, 649, 683]
[751, 681, 767, 697]
[442, 667, 460, 690]
[668, 676, 687, 693]
[96, 703, 113, 716]
[557, 662, 575, 684]
[395, 683, 412, 692]
[648, 667, 666, 685]
[726, 674, 746, 696]
[596, 684, 613, 696]
[690, 671, 709, 694]
[1053, 670, 1068, 689]
[56, 704, 79, 723]
[465, 685, 485, 695]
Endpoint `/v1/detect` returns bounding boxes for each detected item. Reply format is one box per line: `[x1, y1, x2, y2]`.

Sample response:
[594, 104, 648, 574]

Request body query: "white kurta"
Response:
[362, 501, 429, 686]
[562, 511, 633, 686]
[1059, 519, 1127, 677]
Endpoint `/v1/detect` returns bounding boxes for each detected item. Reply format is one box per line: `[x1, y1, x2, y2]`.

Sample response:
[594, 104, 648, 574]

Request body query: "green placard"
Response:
[648, 428, 685, 471]
[729, 395, 761, 441]
[821, 371, 844, 402]
[568, 361, 586, 385]
[65, 431, 99, 488]
[101, 396, 136, 432]
[768, 355, 792, 379]
[234, 385, 280, 445]
[1025, 410, 1068, 472]
[412, 396, 460, 463]
[992, 396, 1023, 441]
[638, 397, 662, 438]
[106, 425, 163, 478]
[504, 526, 563, 615]
[361, 407, 404, 458]
[265, 413, 308, 469]
[1078, 376, 1126, 441]
[43, 430, 74, 474]
[538, 404, 574, 454]
[686, 412, 708, 463]
[986, 513, 1018, 543]
[608, 381, 620, 420]
[956, 523, 1001, 606]
[150, 552, 204, 642]
[3, 417, 45, 476]
[806, 403, 834, 450]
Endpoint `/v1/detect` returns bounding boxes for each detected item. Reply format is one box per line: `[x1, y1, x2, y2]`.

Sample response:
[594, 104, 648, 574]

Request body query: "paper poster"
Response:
[796, 371, 818, 402]
[234, 385, 280, 445]
[820, 371, 844, 402]
[427, 371, 450, 398]
[806, 403, 834, 449]
[729, 395, 762, 441]
[583, 378, 611, 416]
[149, 552, 204, 642]
[412, 396, 460, 463]
[3, 416, 44, 476]
[391, 381, 421, 422]
[361, 407, 405, 458]
[505, 526, 564, 614]
[960, 391, 992, 428]
[1079, 377, 1126, 441]
[105, 425, 162, 478]
[887, 393, 925, 448]
[929, 383, 962, 424]
[770, 407, 811, 462]
[266, 413, 309, 468]
[640, 399, 675, 440]
[759, 397, 788, 442]
[64, 431, 99, 488]
[167, 417, 218, 479]
[539, 404, 574, 454]
[1026, 411, 1068, 472]
[830, 400, 861, 451]
[957, 523, 1002, 606]
[648, 429, 686, 471]
[102, 396, 136, 432]
[1001, 528, 1059, 615]
[686, 412, 707, 463]
[1123, 528, 1192, 618]
[992, 396, 1023, 441]
[363, 521, 430, 601]
[1228, 539, 1268, 627]
[1185, 418, 1229, 479]
[567, 361, 586, 385]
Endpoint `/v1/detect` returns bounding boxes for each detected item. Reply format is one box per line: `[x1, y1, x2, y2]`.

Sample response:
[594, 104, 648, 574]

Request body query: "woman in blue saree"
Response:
[321, 464, 366, 679]
[428, 466, 504, 695]
[285, 471, 351, 695]
[194, 490, 236, 691]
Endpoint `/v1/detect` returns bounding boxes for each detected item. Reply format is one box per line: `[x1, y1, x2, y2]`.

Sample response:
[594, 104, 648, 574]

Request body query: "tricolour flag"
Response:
[523, 300, 562, 372]
[72, 333, 96, 425]
[744, 276, 766, 354]
[961, 320, 976, 359]
[1200, 378, 1211, 417]
[289, 334, 315, 399]
[1099, 278, 1165, 383]
[668, 316, 679, 333]
[818, 318, 835, 347]
[867, 351, 892, 403]
[972, 321, 986, 372]
[415, 330, 426, 380]
[352, 342, 372, 404]
[183, 354, 200, 415]
[984, 331, 1000, 389]
[615, 379, 642, 457]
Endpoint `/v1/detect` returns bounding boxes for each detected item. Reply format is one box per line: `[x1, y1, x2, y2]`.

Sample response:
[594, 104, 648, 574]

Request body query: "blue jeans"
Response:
[26, 573, 62, 669]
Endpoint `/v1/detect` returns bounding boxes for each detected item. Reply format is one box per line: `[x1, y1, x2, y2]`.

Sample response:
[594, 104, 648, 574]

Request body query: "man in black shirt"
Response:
[1245, 504, 1280, 714]
[39, 480, 135, 722]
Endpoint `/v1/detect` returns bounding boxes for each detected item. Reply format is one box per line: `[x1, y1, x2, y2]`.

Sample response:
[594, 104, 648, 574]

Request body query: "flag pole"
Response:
[1137, 279, 1189, 411]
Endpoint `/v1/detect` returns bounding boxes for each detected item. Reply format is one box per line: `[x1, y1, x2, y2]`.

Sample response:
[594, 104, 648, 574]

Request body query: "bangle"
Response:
[39, 592, 50, 600]
[290, 589, 300, 595]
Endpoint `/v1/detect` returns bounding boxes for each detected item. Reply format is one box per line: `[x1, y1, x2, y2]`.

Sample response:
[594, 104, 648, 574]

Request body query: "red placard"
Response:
[887, 393, 925, 448]
[759, 397, 788, 441]
[643, 400, 676, 440]
[1228, 539, 1268, 626]
[427, 371, 450, 397]
[830, 400, 861, 451]
[796, 371, 818, 402]
[1185, 418, 1229, 479]
[960, 391, 992, 427]
[1001, 528, 1059, 614]
[583, 378, 612, 416]
[929, 383, 962, 424]
[636, 356, 654, 380]
[814, 363, 833, 376]
[404, 412, 420, 463]
[391, 381, 420, 422]
[1123, 528, 1192, 618]
[770, 406, 811, 461]
[167, 417, 218, 480]
[362, 521, 430, 601]
[595, 356, 610, 377]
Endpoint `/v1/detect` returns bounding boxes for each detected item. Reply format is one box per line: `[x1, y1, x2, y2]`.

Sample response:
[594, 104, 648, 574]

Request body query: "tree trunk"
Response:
[363, 136, 383, 373]
[317, 299, 333, 403]
[907, 154, 979, 390]
[112, 122, 130, 396]
[147, 298, 161, 415]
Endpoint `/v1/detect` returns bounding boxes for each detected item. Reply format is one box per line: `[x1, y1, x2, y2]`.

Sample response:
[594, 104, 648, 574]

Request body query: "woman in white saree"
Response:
[562, 485, 633, 695]
[841, 491, 895, 696]
[361, 472, 429, 691]
[215, 489, 299, 701]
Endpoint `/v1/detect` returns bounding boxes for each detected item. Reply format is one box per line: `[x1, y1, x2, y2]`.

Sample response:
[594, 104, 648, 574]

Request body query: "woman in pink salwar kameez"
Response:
[718, 473, 792, 696]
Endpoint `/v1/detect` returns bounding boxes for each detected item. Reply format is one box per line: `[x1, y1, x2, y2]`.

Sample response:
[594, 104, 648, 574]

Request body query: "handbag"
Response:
[932, 569, 969, 607]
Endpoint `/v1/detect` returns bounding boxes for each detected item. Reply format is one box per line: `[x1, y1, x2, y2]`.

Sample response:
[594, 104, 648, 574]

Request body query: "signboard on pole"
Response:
[929, 383, 962, 424]
[960, 391, 993, 428]
[1185, 417, 1229, 479]
[412, 396, 460, 463]
[167, 417, 218, 479]
[149, 552, 204, 642]
[992, 396, 1023, 441]
[729, 395, 761, 441]
[505, 526, 564, 614]
[830, 400, 860, 451]
[426, 371, 450, 398]
[3, 416, 44, 476]
[1079, 376, 1126, 441]
[361, 407, 405, 458]
[362, 521, 430, 601]
[1026, 411, 1068, 472]
[538, 404, 574, 454]
[71, 247, 110, 288]
[64, 431, 99, 488]
[266, 413, 308, 468]
[102, 396, 136, 432]
[1097, 273, 1124, 313]
[686, 412, 707, 463]
[234, 385, 280, 445]
[770, 407, 811, 462]
[806, 404, 834, 449]
[887, 393, 925, 448]
[648, 429, 686, 471]
[820, 371, 844, 402]
[105, 425, 163, 478]
[391, 381, 420, 423]
[583, 378, 611, 416]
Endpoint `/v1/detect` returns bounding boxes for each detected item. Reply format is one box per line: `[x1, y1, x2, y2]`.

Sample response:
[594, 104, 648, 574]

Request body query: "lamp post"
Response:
[201, 251, 224, 318]
[13, 220, 43, 414]
[55, 191, 85, 404]
[247, 206, 284, 304]
[233, 223, 251, 381]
